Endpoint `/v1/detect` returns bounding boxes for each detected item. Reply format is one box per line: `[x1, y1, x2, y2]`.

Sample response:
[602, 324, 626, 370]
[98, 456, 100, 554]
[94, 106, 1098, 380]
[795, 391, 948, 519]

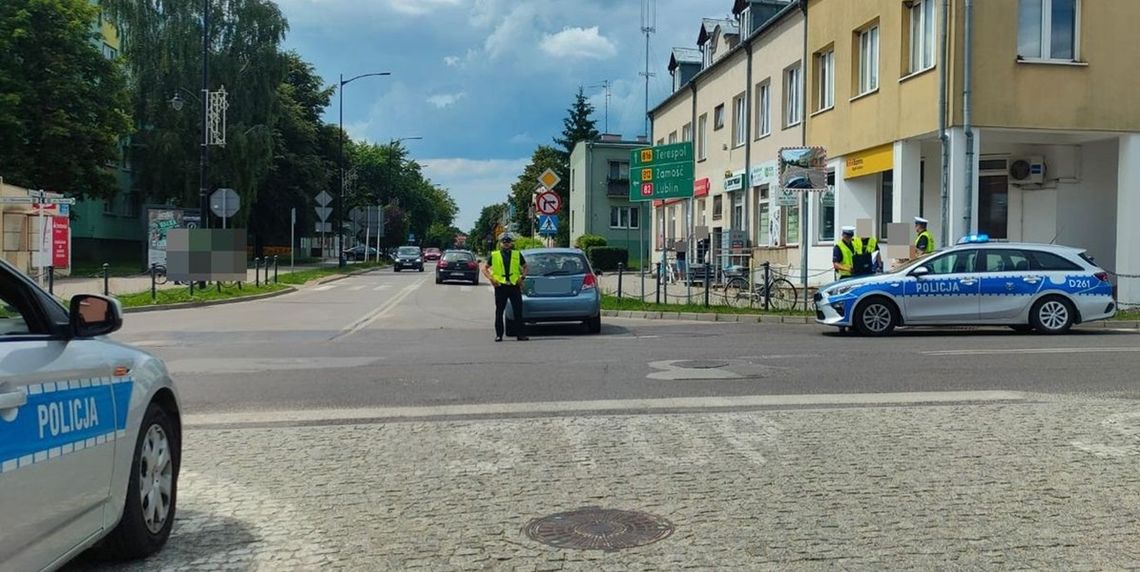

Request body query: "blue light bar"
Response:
[957, 234, 990, 244]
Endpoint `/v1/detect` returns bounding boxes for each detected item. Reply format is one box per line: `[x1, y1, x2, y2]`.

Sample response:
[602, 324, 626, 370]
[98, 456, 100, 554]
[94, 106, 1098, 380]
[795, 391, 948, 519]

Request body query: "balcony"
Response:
[606, 176, 629, 197]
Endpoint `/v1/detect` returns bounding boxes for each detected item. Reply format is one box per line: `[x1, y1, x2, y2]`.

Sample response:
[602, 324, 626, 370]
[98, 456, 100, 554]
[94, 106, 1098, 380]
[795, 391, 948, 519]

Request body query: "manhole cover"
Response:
[673, 359, 729, 369]
[523, 507, 674, 551]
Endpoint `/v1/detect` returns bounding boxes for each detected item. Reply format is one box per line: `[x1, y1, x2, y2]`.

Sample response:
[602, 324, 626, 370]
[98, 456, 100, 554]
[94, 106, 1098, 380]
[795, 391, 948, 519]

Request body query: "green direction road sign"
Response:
[629, 142, 695, 202]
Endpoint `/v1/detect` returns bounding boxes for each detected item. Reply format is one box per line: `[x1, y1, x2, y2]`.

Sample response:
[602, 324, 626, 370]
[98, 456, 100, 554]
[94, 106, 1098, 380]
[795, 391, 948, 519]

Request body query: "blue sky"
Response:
[276, 0, 733, 230]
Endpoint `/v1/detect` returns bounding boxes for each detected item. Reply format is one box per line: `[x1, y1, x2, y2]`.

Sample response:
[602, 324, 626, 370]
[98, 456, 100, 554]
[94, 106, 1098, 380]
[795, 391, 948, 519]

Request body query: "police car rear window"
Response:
[1029, 251, 1082, 271]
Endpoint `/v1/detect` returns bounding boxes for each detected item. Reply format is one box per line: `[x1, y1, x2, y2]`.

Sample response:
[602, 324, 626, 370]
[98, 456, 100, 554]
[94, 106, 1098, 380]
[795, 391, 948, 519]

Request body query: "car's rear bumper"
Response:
[509, 292, 600, 321]
[438, 269, 478, 281]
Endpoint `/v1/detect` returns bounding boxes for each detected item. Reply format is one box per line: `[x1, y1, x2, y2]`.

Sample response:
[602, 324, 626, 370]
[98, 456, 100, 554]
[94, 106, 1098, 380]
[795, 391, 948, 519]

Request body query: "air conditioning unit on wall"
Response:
[1009, 156, 1046, 185]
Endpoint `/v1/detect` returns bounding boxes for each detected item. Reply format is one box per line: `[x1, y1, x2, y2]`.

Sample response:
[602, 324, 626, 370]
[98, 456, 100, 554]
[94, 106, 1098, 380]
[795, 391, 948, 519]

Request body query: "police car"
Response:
[815, 236, 1117, 336]
[0, 259, 181, 570]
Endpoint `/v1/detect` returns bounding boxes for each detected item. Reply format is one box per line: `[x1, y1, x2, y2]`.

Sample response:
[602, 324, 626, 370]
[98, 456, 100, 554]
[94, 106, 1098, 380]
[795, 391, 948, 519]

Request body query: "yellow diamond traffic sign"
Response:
[538, 168, 561, 190]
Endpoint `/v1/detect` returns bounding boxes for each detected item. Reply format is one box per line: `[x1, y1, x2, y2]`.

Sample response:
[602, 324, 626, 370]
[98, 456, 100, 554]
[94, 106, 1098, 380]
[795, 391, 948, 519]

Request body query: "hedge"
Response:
[586, 246, 628, 271]
[575, 234, 608, 250]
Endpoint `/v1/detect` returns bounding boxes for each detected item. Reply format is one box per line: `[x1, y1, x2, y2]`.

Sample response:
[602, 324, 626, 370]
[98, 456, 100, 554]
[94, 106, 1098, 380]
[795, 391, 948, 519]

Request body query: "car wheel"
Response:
[394, 267, 401, 272]
[585, 315, 602, 334]
[435, 276, 443, 284]
[96, 402, 179, 560]
[1030, 296, 1075, 334]
[418, 266, 424, 272]
[853, 297, 897, 337]
[1009, 325, 1034, 333]
[472, 277, 479, 286]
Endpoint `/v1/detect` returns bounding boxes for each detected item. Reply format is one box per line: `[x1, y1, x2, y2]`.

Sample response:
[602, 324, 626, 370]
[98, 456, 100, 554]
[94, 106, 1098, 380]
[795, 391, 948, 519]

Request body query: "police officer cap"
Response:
[914, 216, 929, 225]
[499, 233, 514, 242]
[841, 226, 855, 235]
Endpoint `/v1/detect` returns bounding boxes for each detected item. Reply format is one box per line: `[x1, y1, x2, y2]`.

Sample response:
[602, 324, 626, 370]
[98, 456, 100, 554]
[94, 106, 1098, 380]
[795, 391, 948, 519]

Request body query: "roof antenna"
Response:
[586, 80, 612, 134]
[640, 0, 657, 140]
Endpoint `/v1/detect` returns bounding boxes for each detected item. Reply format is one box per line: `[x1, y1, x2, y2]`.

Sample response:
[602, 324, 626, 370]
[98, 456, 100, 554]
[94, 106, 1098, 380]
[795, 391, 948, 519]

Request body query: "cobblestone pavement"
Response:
[70, 396, 1140, 571]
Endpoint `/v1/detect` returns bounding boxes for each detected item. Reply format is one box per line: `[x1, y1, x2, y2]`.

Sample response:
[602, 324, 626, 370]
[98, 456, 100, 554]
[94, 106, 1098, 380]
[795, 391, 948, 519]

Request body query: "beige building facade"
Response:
[806, 0, 1140, 303]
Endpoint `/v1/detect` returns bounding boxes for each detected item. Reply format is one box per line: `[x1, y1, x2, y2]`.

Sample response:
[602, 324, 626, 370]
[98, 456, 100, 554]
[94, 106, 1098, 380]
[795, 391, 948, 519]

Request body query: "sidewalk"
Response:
[47, 261, 336, 300]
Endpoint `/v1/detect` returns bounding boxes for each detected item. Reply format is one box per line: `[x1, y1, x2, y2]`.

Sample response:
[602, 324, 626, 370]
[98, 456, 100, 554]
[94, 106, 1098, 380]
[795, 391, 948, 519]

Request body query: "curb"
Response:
[602, 309, 1140, 330]
[602, 308, 816, 325]
[123, 286, 297, 314]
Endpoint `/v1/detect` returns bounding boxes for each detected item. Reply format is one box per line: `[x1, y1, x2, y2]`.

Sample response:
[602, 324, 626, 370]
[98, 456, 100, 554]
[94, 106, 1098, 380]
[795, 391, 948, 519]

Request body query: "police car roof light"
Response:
[957, 234, 990, 244]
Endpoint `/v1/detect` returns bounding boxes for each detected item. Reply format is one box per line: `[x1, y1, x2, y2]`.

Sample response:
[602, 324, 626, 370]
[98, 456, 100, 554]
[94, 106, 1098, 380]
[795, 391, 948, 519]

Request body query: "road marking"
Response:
[372, 285, 390, 291]
[333, 279, 425, 339]
[314, 285, 338, 292]
[165, 357, 383, 375]
[349, 285, 365, 291]
[738, 354, 822, 360]
[184, 390, 1028, 427]
[922, 347, 1140, 356]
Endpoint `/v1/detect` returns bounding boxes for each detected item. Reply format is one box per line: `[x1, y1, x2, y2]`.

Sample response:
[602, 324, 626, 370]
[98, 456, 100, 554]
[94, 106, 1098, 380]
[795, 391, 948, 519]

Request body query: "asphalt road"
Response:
[63, 266, 1140, 570]
[113, 266, 1140, 416]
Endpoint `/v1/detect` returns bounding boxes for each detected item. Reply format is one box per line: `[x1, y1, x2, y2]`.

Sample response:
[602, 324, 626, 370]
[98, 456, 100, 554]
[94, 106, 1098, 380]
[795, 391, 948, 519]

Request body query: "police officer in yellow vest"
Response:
[482, 234, 529, 342]
[833, 226, 859, 279]
[914, 216, 935, 256]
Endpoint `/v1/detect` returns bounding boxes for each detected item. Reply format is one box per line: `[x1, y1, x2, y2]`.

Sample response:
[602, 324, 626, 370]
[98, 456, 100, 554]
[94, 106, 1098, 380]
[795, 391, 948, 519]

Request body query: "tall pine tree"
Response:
[545, 88, 599, 246]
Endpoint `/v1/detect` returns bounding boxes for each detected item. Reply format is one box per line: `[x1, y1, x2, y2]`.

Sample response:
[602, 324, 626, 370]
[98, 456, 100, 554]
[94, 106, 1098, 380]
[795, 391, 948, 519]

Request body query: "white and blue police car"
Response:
[815, 236, 1117, 336]
[0, 259, 181, 570]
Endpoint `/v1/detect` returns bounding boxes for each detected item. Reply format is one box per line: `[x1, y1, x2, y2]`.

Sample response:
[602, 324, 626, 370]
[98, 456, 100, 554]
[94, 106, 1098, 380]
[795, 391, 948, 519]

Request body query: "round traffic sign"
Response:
[209, 188, 241, 218]
[535, 191, 561, 215]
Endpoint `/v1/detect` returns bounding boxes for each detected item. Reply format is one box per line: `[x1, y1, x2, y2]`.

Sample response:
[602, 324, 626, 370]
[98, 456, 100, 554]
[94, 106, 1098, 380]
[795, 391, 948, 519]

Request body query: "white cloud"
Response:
[386, 0, 462, 16]
[427, 92, 467, 108]
[443, 56, 461, 67]
[421, 157, 530, 229]
[483, 3, 540, 59]
[540, 26, 617, 60]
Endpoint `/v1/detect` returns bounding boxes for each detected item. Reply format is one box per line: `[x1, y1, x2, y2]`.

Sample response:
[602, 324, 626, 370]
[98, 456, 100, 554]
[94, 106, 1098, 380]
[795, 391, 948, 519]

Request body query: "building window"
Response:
[906, 0, 936, 74]
[1018, 0, 1079, 60]
[103, 198, 115, 215]
[608, 161, 629, 181]
[739, 6, 752, 36]
[818, 171, 835, 242]
[713, 195, 723, 220]
[656, 138, 665, 146]
[814, 48, 835, 111]
[682, 123, 692, 142]
[785, 204, 800, 245]
[610, 206, 640, 229]
[755, 81, 771, 138]
[756, 188, 771, 246]
[697, 198, 707, 227]
[714, 104, 725, 130]
[858, 25, 880, 95]
[732, 93, 747, 147]
[668, 206, 677, 239]
[731, 192, 744, 230]
[668, 131, 678, 144]
[784, 63, 802, 127]
[697, 114, 708, 160]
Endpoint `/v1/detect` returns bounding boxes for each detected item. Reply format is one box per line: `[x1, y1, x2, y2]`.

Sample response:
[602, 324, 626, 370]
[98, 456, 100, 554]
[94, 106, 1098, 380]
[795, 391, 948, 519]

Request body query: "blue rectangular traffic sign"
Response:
[538, 215, 558, 235]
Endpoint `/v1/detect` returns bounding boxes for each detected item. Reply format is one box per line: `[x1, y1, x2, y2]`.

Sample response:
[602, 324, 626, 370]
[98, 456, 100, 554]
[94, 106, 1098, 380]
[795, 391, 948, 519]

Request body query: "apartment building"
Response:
[807, 0, 1140, 303]
[569, 136, 650, 266]
[649, 0, 801, 277]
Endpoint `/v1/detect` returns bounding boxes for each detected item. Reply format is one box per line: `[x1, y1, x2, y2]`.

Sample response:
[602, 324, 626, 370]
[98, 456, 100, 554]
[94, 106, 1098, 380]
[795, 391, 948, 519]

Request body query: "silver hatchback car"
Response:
[815, 238, 1117, 335]
[0, 260, 181, 570]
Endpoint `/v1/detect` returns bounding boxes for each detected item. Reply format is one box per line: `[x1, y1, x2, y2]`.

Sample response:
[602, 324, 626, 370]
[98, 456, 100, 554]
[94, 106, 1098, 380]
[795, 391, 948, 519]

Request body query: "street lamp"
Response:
[338, 71, 391, 267]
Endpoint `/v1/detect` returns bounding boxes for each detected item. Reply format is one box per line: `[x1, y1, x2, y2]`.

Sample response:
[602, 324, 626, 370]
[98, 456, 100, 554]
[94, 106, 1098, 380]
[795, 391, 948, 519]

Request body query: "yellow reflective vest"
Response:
[490, 249, 522, 285]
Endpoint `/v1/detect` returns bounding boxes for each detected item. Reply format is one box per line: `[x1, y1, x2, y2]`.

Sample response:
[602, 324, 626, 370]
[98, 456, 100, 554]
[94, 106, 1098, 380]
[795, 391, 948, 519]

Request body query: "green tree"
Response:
[543, 88, 599, 246]
[249, 52, 337, 250]
[100, 0, 288, 222]
[508, 145, 562, 234]
[469, 202, 507, 254]
[0, 0, 131, 199]
[348, 140, 457, 249]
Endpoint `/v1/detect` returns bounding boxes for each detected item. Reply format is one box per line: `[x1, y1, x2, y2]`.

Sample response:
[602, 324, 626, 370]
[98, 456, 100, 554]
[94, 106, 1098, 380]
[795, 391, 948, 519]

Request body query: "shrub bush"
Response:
[586, 246, 628, 271]
[575, 234, 608, 250]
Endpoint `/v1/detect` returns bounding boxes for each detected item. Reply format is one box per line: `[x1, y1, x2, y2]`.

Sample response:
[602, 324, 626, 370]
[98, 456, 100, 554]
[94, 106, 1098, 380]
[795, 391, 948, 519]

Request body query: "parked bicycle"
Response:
[721, 265, 798, 310]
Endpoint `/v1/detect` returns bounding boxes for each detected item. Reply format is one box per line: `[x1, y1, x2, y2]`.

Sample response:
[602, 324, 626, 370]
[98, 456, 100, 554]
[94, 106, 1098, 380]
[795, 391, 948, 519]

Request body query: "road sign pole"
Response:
[222, 189, 227, 229]
[290, 207, 296, 272]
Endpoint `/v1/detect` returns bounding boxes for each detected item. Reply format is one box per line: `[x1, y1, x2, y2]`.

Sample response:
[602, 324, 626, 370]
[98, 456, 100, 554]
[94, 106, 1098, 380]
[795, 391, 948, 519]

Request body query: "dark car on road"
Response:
[436, 250, 479, 285]
[343, 245, 379, 261]
[393, 246, 424, 272]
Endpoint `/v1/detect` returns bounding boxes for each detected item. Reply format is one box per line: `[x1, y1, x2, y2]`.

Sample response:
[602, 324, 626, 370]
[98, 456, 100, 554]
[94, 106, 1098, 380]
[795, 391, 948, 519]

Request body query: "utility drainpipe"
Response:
[938, 0, 951, 248]
[744, 41, 753, 256]
[963, 0, 975, 236]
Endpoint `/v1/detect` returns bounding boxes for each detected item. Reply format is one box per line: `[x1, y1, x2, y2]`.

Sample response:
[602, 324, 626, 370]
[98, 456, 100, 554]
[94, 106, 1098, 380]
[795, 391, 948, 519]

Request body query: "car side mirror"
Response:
[70, 295, 123, 338]
[910, 266, 931, 278]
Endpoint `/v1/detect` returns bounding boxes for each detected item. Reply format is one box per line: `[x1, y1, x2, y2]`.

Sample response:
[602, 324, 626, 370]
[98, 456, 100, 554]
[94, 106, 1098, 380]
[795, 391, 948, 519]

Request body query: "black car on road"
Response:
[436, 250, 479, 284]
[394, 246, 424, 272]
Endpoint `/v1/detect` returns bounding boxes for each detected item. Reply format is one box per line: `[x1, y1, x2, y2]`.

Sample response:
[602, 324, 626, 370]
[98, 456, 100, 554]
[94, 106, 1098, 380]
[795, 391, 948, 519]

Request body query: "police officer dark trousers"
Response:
[483, 234, 529, 342]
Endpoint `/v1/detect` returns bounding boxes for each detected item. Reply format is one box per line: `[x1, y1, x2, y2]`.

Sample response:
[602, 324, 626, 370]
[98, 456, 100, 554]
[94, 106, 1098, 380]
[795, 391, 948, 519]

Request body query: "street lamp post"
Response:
[338, 71, 391, 267]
